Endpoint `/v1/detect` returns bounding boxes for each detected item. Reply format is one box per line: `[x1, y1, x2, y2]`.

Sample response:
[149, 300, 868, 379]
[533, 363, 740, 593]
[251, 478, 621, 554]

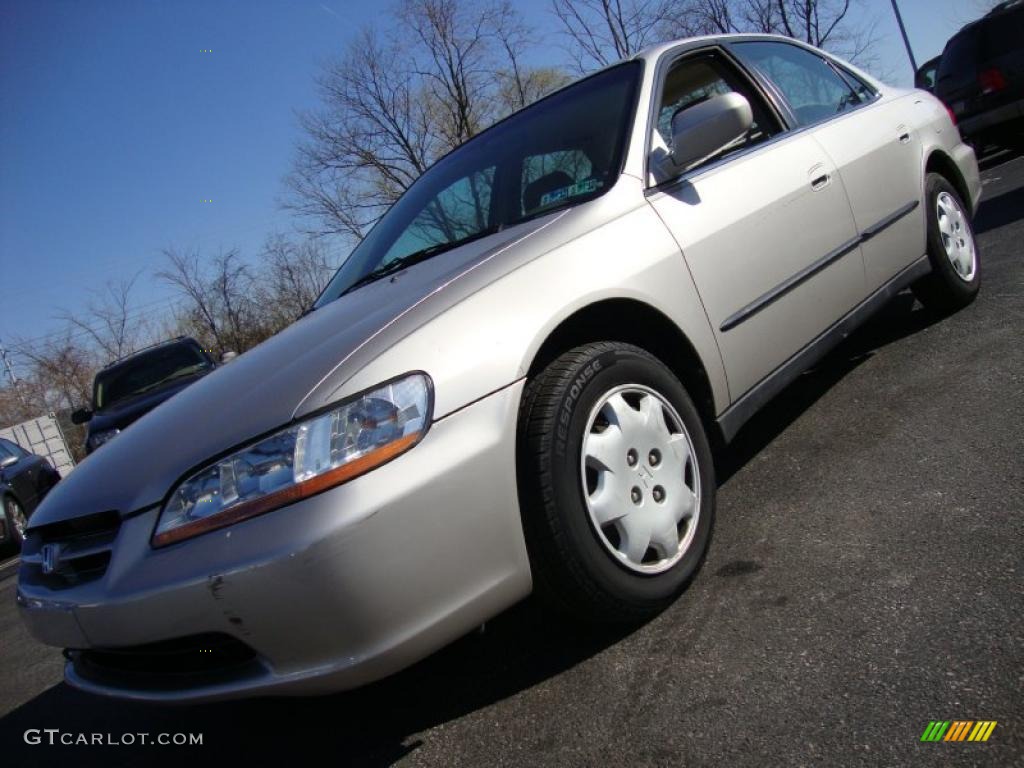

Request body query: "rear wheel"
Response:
[912, 173, 981, 313]
[3, 496, 27, 551]
[517, 342, 715, 622]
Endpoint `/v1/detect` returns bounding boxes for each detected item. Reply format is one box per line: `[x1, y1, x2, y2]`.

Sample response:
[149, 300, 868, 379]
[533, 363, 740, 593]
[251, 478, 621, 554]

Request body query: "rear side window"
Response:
[732, 41, 865, 127]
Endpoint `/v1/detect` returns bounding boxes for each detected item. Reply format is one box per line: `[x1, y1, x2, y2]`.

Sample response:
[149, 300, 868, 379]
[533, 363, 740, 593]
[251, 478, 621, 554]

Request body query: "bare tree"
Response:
[551, 0, 694, 71]
[686, 0, 878, 64]
[56, 273, 153, 361]
[158, 247, 266, 355]
[286, 0, 566, 240]
[257, 235, 336, 330]
[12, 333, 97, 413]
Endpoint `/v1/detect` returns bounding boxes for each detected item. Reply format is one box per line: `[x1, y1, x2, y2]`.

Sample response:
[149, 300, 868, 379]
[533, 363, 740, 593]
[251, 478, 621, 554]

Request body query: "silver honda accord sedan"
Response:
[19, 34, 981, 702]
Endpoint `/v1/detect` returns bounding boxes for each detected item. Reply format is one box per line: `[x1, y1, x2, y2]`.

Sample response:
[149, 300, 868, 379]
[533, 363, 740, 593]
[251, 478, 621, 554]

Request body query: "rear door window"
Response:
[732, 41, 865, 127]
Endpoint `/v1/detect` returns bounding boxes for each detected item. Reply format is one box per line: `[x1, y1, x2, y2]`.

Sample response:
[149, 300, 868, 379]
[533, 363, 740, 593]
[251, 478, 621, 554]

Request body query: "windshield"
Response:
[314, 61, 642, 307]
[94, 343, 211, 410]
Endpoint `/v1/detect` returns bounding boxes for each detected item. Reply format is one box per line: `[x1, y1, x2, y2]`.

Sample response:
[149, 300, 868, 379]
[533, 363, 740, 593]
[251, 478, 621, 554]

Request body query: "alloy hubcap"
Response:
[936, 191, 976, 282]
[580, 385, 701, 574]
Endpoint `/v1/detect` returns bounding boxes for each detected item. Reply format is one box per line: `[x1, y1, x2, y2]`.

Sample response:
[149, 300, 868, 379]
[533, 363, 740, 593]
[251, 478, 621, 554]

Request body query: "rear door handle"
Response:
[897, 125, 911, 144]
[810, 173, 831, 191]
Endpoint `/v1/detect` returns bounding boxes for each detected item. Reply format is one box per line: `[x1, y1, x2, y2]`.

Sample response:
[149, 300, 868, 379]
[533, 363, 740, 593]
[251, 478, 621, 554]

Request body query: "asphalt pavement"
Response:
[1, 152, 1021, 767]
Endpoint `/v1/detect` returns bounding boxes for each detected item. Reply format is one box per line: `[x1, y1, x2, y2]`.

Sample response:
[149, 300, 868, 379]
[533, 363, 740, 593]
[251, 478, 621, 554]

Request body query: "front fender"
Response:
[314, 189, 728, 423]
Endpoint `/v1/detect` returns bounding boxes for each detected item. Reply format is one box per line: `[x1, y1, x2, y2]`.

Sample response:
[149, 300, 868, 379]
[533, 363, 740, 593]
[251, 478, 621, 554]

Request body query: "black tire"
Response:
[517, 342, 715, 623]
[912, 173, 981, 313]
[3, 496, 27, 551]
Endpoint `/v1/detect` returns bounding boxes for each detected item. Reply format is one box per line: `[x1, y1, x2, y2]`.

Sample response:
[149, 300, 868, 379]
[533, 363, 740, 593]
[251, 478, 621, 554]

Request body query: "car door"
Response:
[0, 439, 38, 509]
[644, 48, 866, 400]
[731, 40, 924, 293]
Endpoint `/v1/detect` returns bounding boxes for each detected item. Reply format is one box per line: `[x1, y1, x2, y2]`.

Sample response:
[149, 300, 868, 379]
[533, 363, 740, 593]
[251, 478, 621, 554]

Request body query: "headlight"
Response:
[152, 373, 431, 547]
[89, 428, 120, 450]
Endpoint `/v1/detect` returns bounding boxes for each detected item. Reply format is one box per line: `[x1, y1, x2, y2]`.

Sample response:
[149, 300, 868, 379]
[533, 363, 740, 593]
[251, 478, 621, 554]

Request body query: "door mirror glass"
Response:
[670, 92, 753, 170]
[71, 408, 93, 425]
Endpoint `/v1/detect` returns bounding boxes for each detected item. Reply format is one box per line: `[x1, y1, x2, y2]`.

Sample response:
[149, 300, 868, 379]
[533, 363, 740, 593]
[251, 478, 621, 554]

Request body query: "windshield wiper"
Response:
[340, 226, 500, 297]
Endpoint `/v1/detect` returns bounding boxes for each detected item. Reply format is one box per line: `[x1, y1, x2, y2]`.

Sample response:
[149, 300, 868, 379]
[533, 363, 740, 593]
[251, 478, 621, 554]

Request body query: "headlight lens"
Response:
[152, 373, 431, 547]
[89, 428, 120, 450]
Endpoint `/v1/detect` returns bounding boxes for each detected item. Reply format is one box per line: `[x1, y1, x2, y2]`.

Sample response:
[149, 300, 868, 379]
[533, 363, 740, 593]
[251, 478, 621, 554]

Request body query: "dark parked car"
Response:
[934, 0, 1024, 150]
[1, 437, 60, 550]
[915, 55, 941, 93]
[72, 337, 218, 454]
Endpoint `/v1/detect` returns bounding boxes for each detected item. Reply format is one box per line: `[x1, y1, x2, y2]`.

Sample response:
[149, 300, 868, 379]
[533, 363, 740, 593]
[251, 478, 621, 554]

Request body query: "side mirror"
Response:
[0, 454, 17, 469]
[71, 408, 93, 425]
[219, 351, 238, 364]
[670, 92, 754, 171]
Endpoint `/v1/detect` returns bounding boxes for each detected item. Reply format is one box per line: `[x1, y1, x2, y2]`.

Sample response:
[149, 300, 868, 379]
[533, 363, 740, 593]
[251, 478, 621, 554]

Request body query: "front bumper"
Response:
[18, 381, 531, 702]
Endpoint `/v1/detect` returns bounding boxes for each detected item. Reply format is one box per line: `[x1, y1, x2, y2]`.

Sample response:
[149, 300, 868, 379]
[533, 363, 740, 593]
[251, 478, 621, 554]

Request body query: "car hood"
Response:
[29, 213, 569, 528]
[88, 372, 210, 436]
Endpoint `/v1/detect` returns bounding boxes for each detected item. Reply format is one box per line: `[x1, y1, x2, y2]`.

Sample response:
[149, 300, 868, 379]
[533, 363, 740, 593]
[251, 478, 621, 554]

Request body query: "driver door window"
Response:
[649, 52, 780, 185]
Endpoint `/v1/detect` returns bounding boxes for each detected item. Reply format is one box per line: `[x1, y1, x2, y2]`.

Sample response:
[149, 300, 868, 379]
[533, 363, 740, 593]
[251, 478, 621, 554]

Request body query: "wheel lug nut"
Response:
[649, 449, 661, 467]
[626, 449, 638, 466]
[653, 486, 665, 502]
[630, 487, 642, 504]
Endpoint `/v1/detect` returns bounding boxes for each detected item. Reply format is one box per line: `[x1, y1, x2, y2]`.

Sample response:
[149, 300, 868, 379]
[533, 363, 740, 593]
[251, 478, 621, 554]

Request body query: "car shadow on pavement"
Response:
[973, 183, 1024, 235]
[717, 290, 944, 484]
[977, 145, 1022, 172]
[1, 599, 636, 766]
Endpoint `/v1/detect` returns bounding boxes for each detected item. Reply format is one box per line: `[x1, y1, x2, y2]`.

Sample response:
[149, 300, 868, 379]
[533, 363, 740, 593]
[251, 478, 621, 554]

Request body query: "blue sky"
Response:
[0, 0, 985, 365]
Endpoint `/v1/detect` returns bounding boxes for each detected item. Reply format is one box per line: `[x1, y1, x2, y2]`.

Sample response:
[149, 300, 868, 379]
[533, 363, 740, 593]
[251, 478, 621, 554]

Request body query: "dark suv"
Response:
[72, 337, 217, 454]
[935, 0, 1024, 150]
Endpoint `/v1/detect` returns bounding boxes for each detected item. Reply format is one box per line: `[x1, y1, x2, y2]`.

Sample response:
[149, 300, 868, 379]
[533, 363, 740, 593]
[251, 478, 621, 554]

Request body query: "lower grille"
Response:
[70, 633, 260, 691]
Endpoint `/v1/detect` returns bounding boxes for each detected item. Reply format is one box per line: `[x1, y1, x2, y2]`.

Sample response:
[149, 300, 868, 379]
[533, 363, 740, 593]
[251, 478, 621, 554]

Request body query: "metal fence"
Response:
[1, 413, 75, 476]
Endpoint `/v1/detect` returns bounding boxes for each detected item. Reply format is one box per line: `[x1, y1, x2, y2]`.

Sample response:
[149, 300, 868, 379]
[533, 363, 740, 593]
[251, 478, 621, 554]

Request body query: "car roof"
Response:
[631, 32, 824, 65]
[99, 336, 201, 373]
[949, 0, 1022, 38]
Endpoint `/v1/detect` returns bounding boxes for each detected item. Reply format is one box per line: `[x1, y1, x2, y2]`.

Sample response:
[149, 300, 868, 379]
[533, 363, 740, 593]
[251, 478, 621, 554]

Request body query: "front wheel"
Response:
[912, 173, 981, 313]
[3, 496, 27, 551]
[517, 342, 716, 623]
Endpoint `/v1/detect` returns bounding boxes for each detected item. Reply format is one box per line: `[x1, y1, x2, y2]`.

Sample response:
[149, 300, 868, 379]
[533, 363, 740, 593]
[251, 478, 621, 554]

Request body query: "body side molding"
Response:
[716, 253, 931, 442]
[719, 200, 921, 332]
